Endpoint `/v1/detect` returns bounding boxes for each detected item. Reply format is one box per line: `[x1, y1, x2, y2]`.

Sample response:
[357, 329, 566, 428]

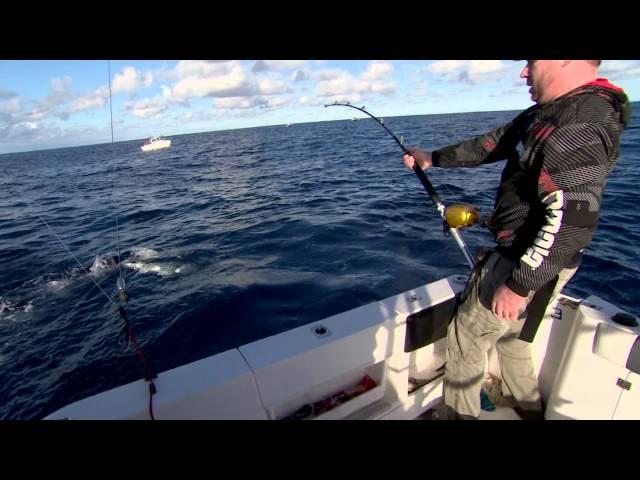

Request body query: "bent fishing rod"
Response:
[324, 101, 475, 268]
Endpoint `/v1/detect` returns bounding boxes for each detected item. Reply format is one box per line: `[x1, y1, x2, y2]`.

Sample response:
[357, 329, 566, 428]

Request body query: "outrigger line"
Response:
[324, 102, 475, 268]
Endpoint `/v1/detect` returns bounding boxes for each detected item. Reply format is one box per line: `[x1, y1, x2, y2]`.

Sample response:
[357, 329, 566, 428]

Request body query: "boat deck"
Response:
[416, 406, 523, 420]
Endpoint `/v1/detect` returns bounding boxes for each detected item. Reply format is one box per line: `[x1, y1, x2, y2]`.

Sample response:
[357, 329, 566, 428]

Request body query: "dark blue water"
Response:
[1, 106, 639, 419]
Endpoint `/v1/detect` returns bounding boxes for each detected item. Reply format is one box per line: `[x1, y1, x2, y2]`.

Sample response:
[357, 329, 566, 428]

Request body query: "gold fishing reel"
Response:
[444, 204, 480, 229]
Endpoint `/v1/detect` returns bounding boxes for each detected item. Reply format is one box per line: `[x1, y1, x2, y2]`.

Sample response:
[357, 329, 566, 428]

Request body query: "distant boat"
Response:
[141, 136, 171, 152]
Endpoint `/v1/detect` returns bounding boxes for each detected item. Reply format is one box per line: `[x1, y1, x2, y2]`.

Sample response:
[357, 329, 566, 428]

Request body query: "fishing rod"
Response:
[324, 101, 476, 269]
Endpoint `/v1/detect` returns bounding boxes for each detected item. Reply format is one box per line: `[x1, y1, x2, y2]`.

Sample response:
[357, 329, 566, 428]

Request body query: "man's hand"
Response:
[403, 147, 433, 171]
[491, 283, 528, 321]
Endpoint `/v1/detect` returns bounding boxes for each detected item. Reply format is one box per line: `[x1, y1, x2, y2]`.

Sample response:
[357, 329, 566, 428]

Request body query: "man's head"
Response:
[520, 60, 600, 104]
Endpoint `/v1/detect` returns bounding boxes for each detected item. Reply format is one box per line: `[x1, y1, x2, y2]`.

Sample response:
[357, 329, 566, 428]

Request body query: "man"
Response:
[404, 60, 631, 419]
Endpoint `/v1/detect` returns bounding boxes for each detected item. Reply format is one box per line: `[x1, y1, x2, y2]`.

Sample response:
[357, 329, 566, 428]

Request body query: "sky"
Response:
[1, 60, 639, 154]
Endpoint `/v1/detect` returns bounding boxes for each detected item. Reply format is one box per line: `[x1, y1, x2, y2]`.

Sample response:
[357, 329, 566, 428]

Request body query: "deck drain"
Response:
[312, 325, 331, 337]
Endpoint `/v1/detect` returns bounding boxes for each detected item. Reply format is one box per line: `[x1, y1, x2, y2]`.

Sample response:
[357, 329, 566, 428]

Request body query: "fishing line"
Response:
[0, 171, 117, 307]
[27, 203, 118, 308]
[107, 60, 157, 419]
[324, 101, 475, 268]
[107, 60, 128, 303]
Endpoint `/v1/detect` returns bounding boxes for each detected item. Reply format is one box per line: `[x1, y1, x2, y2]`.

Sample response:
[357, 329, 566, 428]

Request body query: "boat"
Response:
[41, 100, 640, 421]
[141, 136, 171, 152]
[43, 273, 640, 420]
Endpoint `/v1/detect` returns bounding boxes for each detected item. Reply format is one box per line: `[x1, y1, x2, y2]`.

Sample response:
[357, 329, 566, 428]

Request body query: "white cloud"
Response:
[600, 61, 640, 80]
[267, 60, 306, 69]
[330, 93, 364, 104]
[426, 60, 507, 84]
[315, 69, 395, 98]
[315, 68, 345, 81]
[214, 96, 269, 109]
[468, 60, 503, 75]
[18, 120, 38, 129]
[298, 96, 324, 106]
[268, 97, 289, 108]
[427, 60, 466, 74]
[316, 72, 369, 96]
[0, 97, 20, 113]
[362, 61, 394, 80]
[113, 67, 153, 93]
[214, 97, 253, 109]
[17, 76, 75, 123]
[172, 65, 254, 98]
[371, 81, 396, 94]
[600, 60, 636, 73]
[51, 76, 73, 95]
[257, 77, 291, 95]
[68, 86, 109, 113]
[126, 97, 169, 118]
[24, 108, 47, 121]
[293, 70, 309, 82]
[68, 95, 106, 113]
[253, 60, 306, 72]
[0, 89, 17, 99]
[174, 60, 235, 79]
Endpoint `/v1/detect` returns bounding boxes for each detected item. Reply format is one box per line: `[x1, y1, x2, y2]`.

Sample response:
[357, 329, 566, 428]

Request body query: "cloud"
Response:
[23, 108, 47, 121]
[51, 76, 72, 95]
[0, 89, 17, 100]
[0, 97, 21, 113]
[125, 97, 170, 118]
[17, 76, 75, 122]
[257, 77, 291, 95]
[251, 60, 269, 73]
[268, 96, 289, 108]
[426, 60, 507, 84]
[68, 86, 109, 113]
[371, 81, 396, 94]
[293, 70, 309, 82]
[600, 60, 640, 80]
[112, 67, 153, 93]
[427, 60, 467, 75]
[362, 61, 394, 80]
[298, 95, 324, 106]
[314, 68, 345, 81]
[0, 120, 110, 152]
[0, 121, 41, 144]
[174, 60, 235, 79]
[174, 110, 217, 122]
[172, 65, 255, 98]
[252, 60, 306, 72]
[330, 93, 364, 104]
[68, 95, 105, 113]
[467, 60, 503, 75]
[316, 73, 368, 96]
[315, 69, 395, 98]
[47, 76, 74, 106]
[600, 60, 636, 73]
[214, 96, 269, 109]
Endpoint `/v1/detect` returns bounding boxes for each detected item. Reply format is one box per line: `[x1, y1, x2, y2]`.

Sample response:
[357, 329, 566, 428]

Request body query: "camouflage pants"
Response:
[443, 251, 577, 419]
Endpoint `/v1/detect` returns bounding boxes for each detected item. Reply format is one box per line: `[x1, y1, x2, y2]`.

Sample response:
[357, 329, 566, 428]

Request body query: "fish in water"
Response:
[89, 255, 120, 276]
[90, 249, 183, 277]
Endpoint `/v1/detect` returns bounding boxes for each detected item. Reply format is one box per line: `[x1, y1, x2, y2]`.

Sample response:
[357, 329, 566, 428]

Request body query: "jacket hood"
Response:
[573, 78, 631, 128]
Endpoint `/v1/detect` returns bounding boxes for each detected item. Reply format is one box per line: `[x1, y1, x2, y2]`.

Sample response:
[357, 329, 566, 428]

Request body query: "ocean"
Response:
[1, 105, 639, 419]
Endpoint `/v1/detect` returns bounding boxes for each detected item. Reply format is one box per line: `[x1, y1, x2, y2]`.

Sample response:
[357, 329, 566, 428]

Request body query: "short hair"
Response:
[589, 60, 602, 67]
